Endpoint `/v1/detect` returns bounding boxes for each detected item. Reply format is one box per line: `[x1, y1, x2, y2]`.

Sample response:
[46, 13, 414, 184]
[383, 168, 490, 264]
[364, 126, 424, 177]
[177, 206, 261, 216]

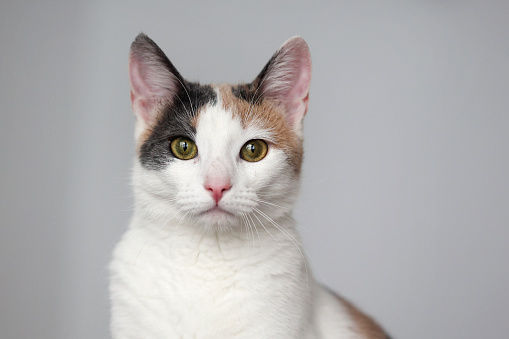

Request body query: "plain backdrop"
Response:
[1, 1, 508, 338]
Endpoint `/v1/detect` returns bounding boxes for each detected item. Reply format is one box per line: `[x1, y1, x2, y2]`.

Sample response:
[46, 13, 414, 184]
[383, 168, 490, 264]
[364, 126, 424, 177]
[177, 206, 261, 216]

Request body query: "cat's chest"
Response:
[140, 238, 261, 308]
[111, 224, 308, 338]
[122, 228, 257, 295]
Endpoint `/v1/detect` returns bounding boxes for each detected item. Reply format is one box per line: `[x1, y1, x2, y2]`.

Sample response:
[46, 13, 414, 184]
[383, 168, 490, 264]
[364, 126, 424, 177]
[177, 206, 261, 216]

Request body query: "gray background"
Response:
[1, 1, 508, 338]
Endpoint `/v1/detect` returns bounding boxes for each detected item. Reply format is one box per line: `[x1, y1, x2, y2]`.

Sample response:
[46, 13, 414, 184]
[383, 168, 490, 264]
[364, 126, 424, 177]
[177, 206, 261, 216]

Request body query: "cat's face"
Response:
[129, 34, 311, 231]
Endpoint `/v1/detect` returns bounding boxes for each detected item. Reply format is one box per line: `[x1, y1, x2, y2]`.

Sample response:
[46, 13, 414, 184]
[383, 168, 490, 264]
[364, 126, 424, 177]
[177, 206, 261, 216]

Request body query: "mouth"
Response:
[201, 206, 234, 217]
[196, 206, 237, 226]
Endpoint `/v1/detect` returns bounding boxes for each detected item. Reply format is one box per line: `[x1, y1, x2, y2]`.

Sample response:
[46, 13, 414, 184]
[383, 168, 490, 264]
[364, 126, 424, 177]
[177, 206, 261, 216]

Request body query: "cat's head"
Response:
[129, 33, 311, 232]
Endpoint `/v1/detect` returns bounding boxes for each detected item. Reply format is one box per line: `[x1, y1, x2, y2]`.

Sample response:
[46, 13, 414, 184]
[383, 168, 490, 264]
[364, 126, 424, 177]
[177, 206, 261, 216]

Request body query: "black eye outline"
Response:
[169, 137, 198, 160]
[240, 139, 268, 162]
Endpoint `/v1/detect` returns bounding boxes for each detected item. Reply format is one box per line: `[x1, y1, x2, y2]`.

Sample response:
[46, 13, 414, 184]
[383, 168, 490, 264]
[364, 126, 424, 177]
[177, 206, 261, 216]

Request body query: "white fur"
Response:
[110, 101, 358, 338]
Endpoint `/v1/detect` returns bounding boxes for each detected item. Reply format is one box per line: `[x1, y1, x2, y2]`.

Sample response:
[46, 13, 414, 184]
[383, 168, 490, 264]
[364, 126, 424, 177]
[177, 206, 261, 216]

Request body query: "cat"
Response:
[109, 33, 389, 339]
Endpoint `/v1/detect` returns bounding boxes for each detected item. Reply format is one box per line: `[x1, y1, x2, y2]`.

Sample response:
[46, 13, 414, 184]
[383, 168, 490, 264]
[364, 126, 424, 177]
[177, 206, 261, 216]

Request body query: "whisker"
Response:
[256, 199, 287, 210]
[253, 208, 310, 288]
[250, 210, 282, 251]
[167, 71, 196, 118]
[241, 213, 256, 257]
[246, 212, 260, 240]
[256, 189, 300, 198]
[245, 76, 267, 118]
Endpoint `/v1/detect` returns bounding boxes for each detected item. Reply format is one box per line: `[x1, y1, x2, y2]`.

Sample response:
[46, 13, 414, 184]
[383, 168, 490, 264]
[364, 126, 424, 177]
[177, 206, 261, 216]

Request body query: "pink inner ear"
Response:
[261, 37, 312, 131]
[129, 56, 155, 124]
[128, 51, 178, 125]
[284, 62, 312, 125]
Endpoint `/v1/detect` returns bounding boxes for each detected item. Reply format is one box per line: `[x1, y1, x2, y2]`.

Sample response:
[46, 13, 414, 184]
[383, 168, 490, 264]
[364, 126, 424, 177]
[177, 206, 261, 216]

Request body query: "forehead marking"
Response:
[216, 84, 303, 173]
[136, 83, 216, 170]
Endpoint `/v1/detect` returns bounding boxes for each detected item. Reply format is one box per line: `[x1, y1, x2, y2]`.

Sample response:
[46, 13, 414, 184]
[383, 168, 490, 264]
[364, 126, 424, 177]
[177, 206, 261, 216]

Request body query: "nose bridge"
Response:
[196, 105, 241, 183]
[204, 156, 232, 182]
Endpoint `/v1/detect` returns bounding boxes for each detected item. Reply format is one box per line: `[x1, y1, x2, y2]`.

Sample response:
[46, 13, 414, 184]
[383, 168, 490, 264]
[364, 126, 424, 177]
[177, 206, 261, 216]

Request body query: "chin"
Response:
[194, 207, 239, 231]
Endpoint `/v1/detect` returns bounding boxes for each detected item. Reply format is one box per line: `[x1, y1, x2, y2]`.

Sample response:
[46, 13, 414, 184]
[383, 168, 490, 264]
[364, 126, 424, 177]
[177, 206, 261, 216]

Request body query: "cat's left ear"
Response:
[255, 37, 312, 137]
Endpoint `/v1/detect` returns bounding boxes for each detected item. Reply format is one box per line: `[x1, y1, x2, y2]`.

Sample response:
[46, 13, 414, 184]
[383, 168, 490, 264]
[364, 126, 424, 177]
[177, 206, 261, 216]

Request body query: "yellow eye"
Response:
[240, 139, 268, 162]
[170, 137, 198, 160]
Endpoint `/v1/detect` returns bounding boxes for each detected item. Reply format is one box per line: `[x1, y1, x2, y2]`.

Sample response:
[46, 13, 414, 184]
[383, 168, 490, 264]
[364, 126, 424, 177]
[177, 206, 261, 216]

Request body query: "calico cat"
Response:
[109, 33, 389, 339]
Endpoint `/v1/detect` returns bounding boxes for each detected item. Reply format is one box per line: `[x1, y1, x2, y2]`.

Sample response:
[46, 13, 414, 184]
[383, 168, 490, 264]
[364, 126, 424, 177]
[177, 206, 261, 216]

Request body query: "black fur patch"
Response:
[139, 82, 216, 170]
[231, 82, 259, 103]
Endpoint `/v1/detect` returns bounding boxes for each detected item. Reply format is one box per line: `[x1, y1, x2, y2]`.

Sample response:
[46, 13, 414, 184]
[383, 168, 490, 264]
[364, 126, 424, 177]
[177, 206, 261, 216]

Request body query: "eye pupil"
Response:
[181, 141, 188, 152]
[248, 144, 255, 153]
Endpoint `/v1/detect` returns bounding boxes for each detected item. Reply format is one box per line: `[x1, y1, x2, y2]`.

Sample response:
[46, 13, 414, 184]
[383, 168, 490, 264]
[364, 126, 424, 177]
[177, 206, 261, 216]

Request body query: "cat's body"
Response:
[110, 34, 388, 339]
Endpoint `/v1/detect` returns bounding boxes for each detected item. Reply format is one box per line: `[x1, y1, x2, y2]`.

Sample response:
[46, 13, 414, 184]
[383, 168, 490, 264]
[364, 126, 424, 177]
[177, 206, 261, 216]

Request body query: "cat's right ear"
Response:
[128, 33, 183, 126]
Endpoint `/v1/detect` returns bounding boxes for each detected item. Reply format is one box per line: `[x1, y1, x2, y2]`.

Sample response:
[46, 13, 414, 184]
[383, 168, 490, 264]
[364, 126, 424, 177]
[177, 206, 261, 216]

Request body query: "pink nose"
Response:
[204, 180, 232, 204]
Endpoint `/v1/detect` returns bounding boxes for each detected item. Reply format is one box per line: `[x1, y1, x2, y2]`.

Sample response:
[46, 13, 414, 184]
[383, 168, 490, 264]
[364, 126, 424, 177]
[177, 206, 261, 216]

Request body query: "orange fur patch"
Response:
[336, 294, 388, 339]
[216, 84, 303, 174]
